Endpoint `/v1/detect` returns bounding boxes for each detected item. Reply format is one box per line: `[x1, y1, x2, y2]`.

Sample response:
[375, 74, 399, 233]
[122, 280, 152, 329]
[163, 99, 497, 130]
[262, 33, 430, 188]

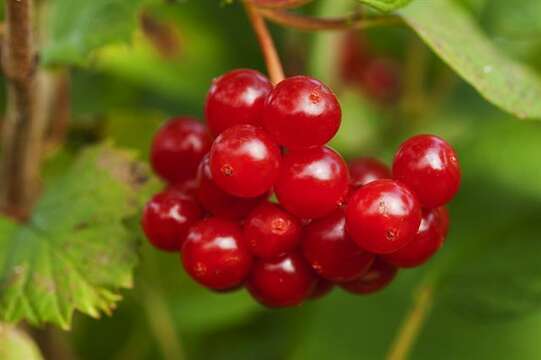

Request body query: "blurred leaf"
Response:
[43, 0, 144, 65]
[358, 0, 412, 12]
[400, 0, 541, 119]
[0, 144, 153, 329]
[0, 325, 43, 360]
[483, 0, 541, 39]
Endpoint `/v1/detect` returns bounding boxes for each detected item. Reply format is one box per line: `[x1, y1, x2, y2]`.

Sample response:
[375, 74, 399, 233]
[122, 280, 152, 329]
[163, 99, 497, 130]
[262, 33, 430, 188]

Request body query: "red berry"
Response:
[341, 258, 397, 295]
[181, 218, 253, 291]
[246, 252, 316, 308]
[262, 76, 341, 149]
[275, 147, 349, 219]
[196, 155, 266, 219]
[383, 207, 448, 268]
[302, 211, 374, 282]
[309, 277, 334, 300]
[210, 124, 281, 198]
[205, 69, 273, 136]
[151, 117, 211, 184]
[361, 59, 401, 103]
[438, 207, 450, 237]
[167, 178, 198, 198]
[141, 190, 202, 252]
[349, 157, 391, 188]
[393, 135, 461, 208]
[244, 202, 302, 259]
[346, 179, 422, 254]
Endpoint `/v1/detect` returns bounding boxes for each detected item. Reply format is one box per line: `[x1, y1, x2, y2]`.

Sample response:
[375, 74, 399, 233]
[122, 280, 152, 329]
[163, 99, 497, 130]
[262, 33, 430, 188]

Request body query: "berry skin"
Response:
[302, 211, 374, 282]
[181, 218, 253, 291]
[383, 207, 448, 268]
[392, 135, 461, 208]
[275, 147, 349, 219]
[341, 258, 397, 295]
[346, 179, 422, 254]
[349, 157, 391, 188]
[262, 76, 341, 149]
[141, 190, 202, 252]
[205, 69, 272, 136]
[196, 155, 266, 220]
[244, 202, 302, 259]
[246, 252, 317, 308]
[210, 124, 281, 198]
[151, 117, 211, 184]
[309, 277, 334, 300]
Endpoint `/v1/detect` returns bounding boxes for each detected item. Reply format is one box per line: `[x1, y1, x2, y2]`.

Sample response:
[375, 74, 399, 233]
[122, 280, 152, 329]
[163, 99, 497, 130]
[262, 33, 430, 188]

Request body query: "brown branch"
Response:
[243, 1, 285, 84]
[386, 283, 434, 360]
[258, 8, 403, 32]
[250, 0, 312, 9]
[44, 70, 71, 153]
[0, 0, 46, 220]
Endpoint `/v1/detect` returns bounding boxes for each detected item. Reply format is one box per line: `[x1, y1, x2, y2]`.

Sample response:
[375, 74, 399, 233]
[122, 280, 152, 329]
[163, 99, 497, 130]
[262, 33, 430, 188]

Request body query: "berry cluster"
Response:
[141, 69, 461, 308]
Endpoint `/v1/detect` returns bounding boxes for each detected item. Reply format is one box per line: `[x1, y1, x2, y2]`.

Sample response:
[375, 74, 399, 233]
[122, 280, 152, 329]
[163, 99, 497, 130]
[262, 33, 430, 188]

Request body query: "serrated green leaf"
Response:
[43, 0, 144, 65]
[399, 0, 541, 119]
[0, 325, 43, 360]
[358, 0, 413, 12]
[0, 145, 152, 329]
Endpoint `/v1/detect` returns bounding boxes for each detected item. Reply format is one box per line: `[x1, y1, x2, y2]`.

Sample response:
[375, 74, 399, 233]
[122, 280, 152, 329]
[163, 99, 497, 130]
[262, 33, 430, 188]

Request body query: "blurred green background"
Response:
[3, 0, 541, 359]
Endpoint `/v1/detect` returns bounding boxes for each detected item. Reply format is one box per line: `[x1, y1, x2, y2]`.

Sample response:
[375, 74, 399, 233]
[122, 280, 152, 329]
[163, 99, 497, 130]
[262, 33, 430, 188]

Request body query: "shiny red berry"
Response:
[275, 147, 349, 219]
[393, 134, 461, 208]
[141, 190, 202, 252]
[346, 179, 422, 254]
[383, 207, 448, 268]
[196, 155, 266, 220]
[210, 124, 281, 198]
[349, 157, 391, 188]
[302, 211, 374, 282]
[205, 69, 273, 136]
[309, 277, 335, 300]
[341, 258, 397, 295]
[244, 202, 302, 259]
[151, 117, 211, 184]
[246, 252, 316, 308]
[262, 76, 341, 149]
[181, 218, 253, 291]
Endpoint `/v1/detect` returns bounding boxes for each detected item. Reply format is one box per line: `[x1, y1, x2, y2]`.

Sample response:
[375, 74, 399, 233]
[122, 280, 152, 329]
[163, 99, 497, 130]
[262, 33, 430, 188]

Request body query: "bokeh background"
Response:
[3, 0, 541, 359]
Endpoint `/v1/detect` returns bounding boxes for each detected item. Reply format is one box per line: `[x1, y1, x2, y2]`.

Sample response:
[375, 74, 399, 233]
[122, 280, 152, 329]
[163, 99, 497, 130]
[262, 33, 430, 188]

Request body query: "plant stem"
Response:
[386, 283, 434, 360]
[243, 1, 285, 84]
[0, 0, 46, 221]
[258, 9, 403, 32]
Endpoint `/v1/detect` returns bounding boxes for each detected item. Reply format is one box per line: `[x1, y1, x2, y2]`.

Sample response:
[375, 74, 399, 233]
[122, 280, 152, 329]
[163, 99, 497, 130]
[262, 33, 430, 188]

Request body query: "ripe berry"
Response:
[246, 252, 316, 308]
[346, 179, 422, 254]
[167, 178, 198, 198]
[210, 124, 281, 198]
[205, 69, 273, 136]
[309, 278, 334, 300]
[262, 76, 341, 149]
[151, 117, 211, 183]
[393, 135, 461, 208]
[141, 190, 202, 252]
[361, 59, 401, 103]
[302, 211, 374, 282]
[275, 147, 349, 219]
[341, 258, 397, 295]
[349, 157, 391, 188]
[196, 155, 266, 219]
[244, 202, 302, 259]
[182, 218, 253, 291]
[383, 207, 448, 268]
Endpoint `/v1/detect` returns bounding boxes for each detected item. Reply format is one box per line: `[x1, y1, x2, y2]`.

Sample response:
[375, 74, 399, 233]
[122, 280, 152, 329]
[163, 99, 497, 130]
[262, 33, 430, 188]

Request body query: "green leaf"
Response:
[0, 325, 43, 360]
[400, 0, 541, 119]
[358, 0, 413, 12]
[0, 144, 152, 329]
[43, 0, 144, 65]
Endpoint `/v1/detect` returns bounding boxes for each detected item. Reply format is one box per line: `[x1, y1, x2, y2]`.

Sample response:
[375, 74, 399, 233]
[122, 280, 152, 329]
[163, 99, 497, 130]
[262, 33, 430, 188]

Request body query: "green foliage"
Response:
[357, 0, 413, 12]
[43, 0, 144, 65]
[0, 145, 154, 329]
[400, 0, 541, 119]
[0, 325, 43, 360]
